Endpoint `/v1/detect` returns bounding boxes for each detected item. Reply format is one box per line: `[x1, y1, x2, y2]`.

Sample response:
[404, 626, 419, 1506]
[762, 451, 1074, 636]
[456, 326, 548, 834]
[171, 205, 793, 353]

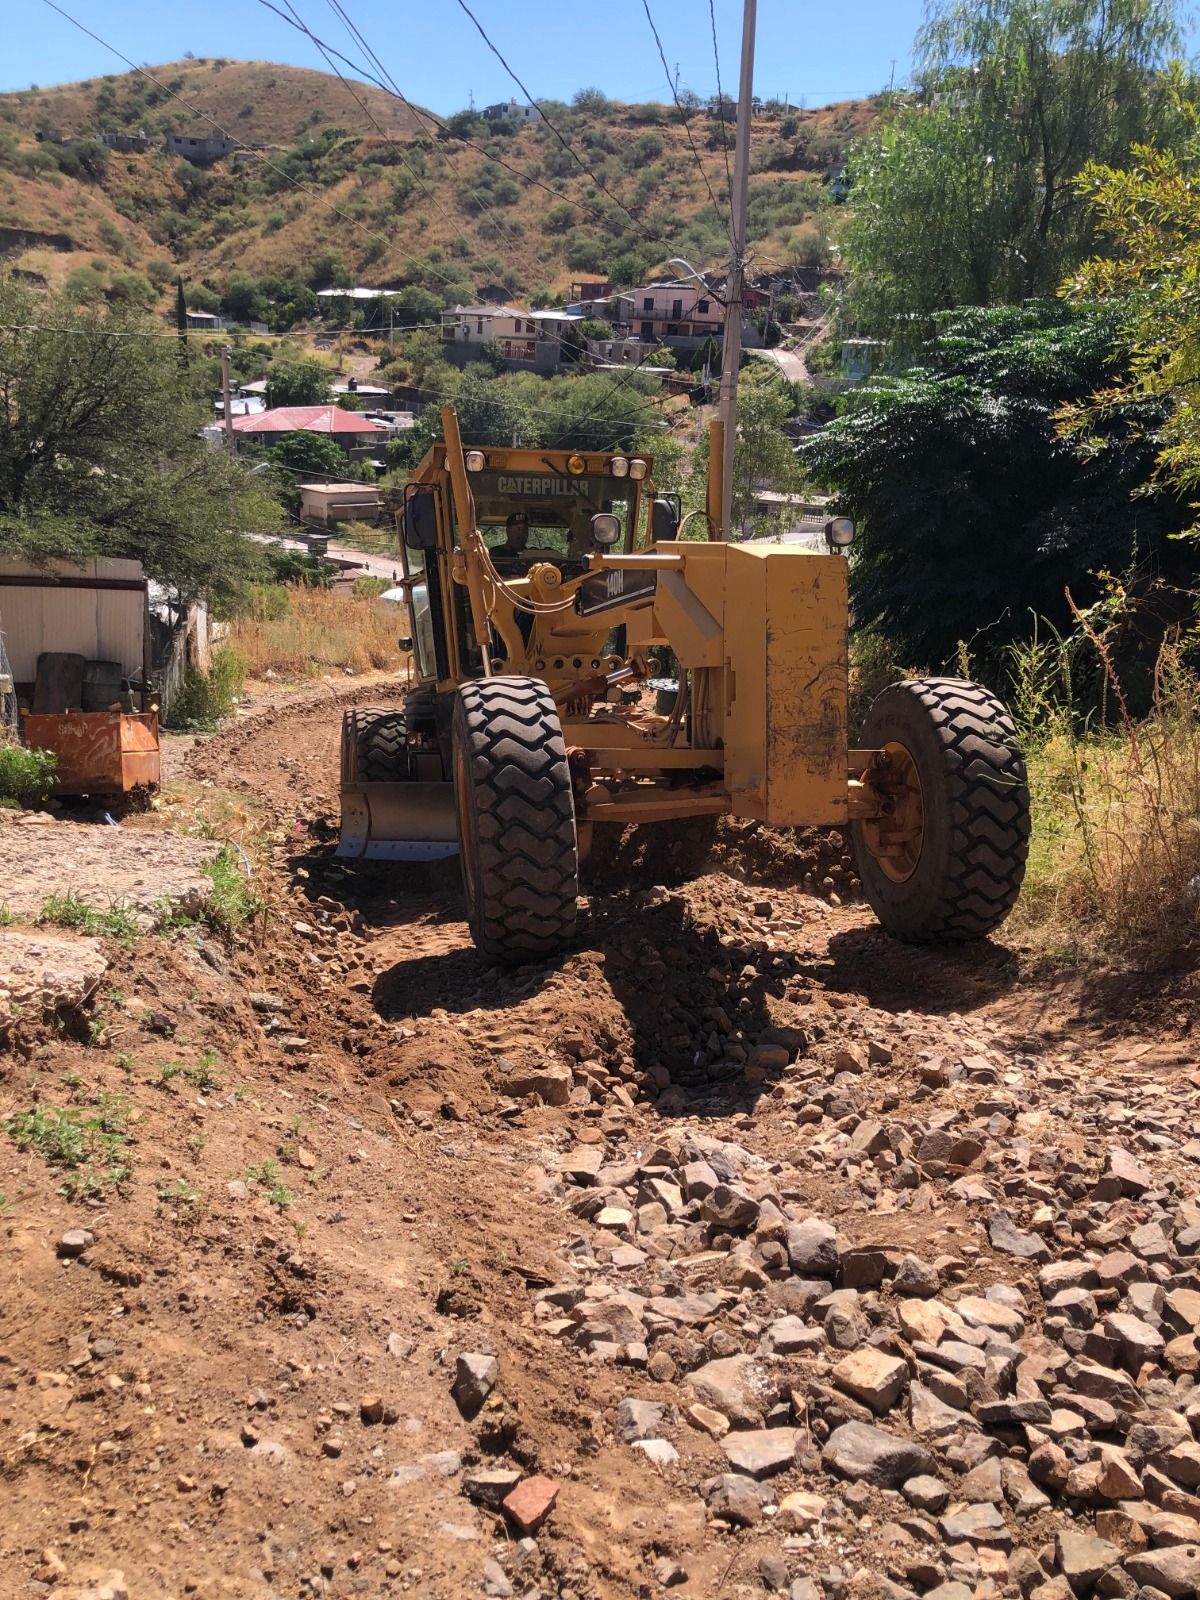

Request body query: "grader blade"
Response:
[335, 780, 458, 861]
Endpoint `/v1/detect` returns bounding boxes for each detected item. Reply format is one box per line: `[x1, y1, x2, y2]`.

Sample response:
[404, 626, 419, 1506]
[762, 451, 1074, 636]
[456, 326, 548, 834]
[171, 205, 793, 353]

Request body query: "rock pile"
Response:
[522, 997, 1200, 1598]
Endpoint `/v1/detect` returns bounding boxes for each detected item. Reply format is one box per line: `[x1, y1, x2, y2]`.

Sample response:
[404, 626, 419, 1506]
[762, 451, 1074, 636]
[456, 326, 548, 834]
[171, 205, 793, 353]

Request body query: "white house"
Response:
[482, 99, 542, 124]
[440, 305, 573, 372]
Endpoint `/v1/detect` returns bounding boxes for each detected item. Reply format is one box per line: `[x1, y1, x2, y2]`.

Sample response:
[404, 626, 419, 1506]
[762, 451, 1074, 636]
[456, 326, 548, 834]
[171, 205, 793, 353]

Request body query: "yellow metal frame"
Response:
[389, 409, 892, 835]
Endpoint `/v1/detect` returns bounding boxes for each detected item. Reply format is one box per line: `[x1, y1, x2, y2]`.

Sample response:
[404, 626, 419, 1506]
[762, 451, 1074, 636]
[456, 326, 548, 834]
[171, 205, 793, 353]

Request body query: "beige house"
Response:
[300, 482, 383, 524]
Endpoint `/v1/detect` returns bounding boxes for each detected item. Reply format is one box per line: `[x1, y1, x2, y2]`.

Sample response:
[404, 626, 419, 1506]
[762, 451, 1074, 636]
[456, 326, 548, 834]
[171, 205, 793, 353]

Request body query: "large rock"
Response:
[0, 930, 108, 1030]
[1123, 1546, 1200, 1598]
[614, 1398, 667, 1443]
[785, 1216, 840, 1277]
[822, 1422, 935, 1488]
[832, 1348, 909, 1414]
[699, 1472, 769, 1526]
[683, 1355, 769, 1426]
[721, 1428, 798, 1479]
[494, 1061, 572, 1106]
[1055, 1531, 1121, 1595]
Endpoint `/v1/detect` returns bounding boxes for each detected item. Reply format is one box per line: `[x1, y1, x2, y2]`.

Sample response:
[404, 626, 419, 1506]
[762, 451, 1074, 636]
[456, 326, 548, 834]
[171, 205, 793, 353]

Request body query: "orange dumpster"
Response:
[24, 711, 160, 796]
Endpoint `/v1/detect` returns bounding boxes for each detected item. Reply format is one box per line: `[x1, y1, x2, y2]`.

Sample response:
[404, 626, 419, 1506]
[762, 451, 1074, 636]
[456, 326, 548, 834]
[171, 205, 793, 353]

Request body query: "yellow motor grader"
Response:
[338, 406, 1030, 963]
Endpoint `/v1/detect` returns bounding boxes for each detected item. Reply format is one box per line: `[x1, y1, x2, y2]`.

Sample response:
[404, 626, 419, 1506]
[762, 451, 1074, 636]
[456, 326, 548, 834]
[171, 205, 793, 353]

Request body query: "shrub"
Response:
[0, 744, 56, 807]
[164, 648, 246, 730]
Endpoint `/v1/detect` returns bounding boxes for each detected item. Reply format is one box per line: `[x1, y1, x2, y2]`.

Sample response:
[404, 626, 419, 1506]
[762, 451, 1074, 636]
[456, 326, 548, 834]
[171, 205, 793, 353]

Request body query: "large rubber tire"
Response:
[347, 708, 409, 783]
[452, 677, 579, 964]
[851, 677, 1030, 942]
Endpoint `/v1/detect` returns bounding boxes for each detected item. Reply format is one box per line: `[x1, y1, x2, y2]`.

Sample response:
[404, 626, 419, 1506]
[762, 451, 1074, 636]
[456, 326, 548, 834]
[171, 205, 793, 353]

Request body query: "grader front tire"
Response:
[452, 677, 579, 964]
[851, 677, 1030, 942]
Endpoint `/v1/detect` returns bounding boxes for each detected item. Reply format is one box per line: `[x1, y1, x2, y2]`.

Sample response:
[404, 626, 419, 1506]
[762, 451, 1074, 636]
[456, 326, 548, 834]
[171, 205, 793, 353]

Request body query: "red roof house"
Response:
[230, 405, 386, 451]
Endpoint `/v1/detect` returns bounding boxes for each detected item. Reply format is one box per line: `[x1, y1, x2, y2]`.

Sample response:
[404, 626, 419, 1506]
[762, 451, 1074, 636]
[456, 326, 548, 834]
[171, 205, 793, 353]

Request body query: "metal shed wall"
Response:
[0, 558, 146, 682]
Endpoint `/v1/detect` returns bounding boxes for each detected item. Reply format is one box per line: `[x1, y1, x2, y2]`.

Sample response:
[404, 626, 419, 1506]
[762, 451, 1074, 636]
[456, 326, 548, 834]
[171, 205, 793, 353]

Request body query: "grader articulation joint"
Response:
[338, 406, 1030, 962]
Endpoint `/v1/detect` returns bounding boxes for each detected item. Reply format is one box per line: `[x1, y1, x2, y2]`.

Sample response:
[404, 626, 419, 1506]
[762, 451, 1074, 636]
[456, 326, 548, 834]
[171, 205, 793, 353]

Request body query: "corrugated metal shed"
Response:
[0, 557, 146, 682]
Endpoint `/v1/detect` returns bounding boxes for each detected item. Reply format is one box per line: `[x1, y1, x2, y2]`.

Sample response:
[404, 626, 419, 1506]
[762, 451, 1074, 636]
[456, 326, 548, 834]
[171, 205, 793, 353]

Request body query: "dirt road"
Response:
[4, 682, 1200, 1600]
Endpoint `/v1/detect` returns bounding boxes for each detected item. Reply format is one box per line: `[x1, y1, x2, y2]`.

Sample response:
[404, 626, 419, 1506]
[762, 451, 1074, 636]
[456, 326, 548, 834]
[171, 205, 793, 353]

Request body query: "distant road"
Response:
[251, 532, 403, 584]
[752, 346, 811, 384]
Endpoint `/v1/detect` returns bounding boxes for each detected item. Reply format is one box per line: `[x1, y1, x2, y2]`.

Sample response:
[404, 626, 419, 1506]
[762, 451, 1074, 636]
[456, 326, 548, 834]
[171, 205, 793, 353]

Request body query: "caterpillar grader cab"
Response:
[338, 406, 1031, 963]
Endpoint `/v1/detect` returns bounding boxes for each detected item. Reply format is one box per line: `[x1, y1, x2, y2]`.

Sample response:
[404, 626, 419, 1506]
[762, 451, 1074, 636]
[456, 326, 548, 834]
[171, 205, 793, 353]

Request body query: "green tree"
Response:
[800, 302, 1194, 672]
[0, 279, 277, 607]
[843, 0, 1185, 340]
[1061, 93, 1200, 509]
[694, 373, 804, 530]
[307, 248, 352, 290]
[265, 358, 332, 409]
[268, 431, 347, 478]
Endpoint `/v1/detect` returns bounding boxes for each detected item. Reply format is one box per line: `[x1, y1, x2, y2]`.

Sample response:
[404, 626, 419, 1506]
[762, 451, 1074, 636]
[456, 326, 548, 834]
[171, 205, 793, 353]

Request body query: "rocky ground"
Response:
[2, 682, 1200, 1600]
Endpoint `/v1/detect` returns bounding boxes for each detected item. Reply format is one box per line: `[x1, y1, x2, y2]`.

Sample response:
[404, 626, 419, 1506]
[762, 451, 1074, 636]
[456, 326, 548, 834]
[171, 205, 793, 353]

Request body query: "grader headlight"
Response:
[591, 513, 622, 548]
[628, 457, 648, 480]
[464, 451, 485, 473]
[609, 456, 630, 478]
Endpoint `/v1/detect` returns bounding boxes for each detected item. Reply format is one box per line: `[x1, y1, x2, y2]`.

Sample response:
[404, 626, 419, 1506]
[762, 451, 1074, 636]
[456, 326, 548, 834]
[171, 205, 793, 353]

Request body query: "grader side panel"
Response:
[722, 544, 848, 827]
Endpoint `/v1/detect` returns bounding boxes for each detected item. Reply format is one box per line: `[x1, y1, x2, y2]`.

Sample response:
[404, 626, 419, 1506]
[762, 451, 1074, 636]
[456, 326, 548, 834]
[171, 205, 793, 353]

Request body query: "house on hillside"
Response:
[102, 131, 151, 153]
[299, 482, 383, 525]
[607, 280, 762, 354]
[167, 133, 235, 163]
[229, 405, 386, 456]
[440, 305, 578, 373]
[483, 99, 542, 124]
[185, 309, 229, 331]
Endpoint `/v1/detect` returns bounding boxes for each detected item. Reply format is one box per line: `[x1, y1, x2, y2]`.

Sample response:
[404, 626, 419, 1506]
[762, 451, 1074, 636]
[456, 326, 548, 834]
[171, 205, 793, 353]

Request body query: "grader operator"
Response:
[338, 406, 1030, 963]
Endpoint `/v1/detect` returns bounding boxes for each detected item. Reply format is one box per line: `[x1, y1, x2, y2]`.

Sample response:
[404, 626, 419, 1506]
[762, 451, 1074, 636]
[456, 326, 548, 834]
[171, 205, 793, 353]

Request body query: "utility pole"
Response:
[221, 345, 235, 454]
[717, 0, 756, 540]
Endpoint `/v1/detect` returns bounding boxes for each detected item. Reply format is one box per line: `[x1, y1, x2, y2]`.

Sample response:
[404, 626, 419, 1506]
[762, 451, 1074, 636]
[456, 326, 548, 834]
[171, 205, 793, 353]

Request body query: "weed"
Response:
[163, 646, 247, 731]
[0, 904, 13, 927]
[61, 1071, 83, 1092]
[37, 893, 140, 942]
[86, 1009, 112, 1048]
[244, 1157, 293, 1211]
[156, 1176, 203, 1215]
[154, 1060, 185, 1088]
[184, 1052, 224, 1094]
[293, 1220, 307, 1239]
[448, 1257, 469, 1276]
[1009, 607, 1200, 966]
[188, 1131, 209, 1157]
[228, 585, 401, 677]
[114, 1053, 136, 1074]
[161, 847, 263, 938]
[0, 744, 57, 807]
[3, 1091, 133, 1198]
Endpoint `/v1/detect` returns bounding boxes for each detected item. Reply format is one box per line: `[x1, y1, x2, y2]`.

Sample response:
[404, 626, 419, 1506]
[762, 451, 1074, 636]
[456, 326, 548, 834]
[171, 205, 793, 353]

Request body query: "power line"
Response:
[255, 0, 680, 261]
[452, 0, 662, 247]
[35, 0, 480, 298]
[316, 0, 528, 256]
[708, 0, 735, 202]
[640, 0, 731, 235]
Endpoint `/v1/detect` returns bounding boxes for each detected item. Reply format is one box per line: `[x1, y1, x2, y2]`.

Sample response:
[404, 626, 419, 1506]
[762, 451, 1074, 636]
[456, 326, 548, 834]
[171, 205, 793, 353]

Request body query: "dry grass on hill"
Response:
[228, 584, 407, 678]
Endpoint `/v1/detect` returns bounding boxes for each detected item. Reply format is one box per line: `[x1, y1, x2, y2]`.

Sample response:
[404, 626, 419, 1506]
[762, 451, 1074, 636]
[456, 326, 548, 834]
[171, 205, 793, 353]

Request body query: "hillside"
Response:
[0, 58, 431, 145]
[0, 60, 880, 312]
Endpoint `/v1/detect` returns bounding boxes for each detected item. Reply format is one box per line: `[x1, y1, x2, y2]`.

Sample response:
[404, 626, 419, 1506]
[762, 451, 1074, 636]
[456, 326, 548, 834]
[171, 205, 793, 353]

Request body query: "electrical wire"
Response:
[452, 0, 663, 247]
[640, 0, 731, 235]
[255, 0, 681, 257]
[281, 0, 464, 243]
[320, 0, 527, 256]
[36, 0, 485, 298]
[707, 0, 735, 202]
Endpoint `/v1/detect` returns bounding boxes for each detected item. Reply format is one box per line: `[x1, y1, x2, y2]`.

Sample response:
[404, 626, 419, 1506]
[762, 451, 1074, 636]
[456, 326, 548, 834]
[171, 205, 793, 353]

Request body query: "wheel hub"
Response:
[860, 742, 925, 883]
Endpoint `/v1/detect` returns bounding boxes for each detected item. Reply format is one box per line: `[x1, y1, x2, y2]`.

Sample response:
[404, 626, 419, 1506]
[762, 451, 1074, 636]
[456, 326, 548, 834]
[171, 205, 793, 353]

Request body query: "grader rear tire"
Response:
[452, 677, 578, 964]
[851, 677, 1030, 941]
[347, 708, 409, 782]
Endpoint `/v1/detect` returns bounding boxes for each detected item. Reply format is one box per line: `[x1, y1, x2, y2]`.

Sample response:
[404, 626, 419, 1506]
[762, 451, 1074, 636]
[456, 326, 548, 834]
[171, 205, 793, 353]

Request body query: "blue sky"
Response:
[8, 1, 934, 114]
